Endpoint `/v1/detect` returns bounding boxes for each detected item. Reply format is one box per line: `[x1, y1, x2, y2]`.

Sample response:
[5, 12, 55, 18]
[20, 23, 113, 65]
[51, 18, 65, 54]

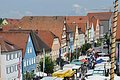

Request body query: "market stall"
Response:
[52, 69, 75, 80]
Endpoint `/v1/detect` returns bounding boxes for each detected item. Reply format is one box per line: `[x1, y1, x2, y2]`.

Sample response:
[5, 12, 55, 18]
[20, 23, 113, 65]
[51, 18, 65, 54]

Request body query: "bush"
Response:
[81, 43, 91, 55]
[39, 56, 54, 74]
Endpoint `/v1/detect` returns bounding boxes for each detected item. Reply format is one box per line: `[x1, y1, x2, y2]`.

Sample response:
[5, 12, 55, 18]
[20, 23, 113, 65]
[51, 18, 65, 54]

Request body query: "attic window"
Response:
[79, 18, 82, 20]
[73, 22, 76, 24]
[30, 17, 33, 20]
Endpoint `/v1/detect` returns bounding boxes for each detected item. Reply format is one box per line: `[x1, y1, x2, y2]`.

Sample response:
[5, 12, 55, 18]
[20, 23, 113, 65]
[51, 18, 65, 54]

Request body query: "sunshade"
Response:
[52, 69, 75, 78]
[71, 60, 83, 65]
[80, 59, 88, 62]
[96, 59, 105, 64]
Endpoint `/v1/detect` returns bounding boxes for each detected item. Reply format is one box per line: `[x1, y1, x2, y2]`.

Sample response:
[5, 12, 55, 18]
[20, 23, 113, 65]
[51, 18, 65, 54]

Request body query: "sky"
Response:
[0, 0, 119, 18]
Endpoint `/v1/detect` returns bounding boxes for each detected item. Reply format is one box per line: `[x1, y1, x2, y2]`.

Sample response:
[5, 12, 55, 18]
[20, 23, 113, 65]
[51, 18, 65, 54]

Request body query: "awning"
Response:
[80, 59, 88, 63]
[96, 59, 105, 64]
[41, 77, 63, 80]
[35, 72, 47, 77]
[52, 69, 75, 78]
[71, 61, 83, 65]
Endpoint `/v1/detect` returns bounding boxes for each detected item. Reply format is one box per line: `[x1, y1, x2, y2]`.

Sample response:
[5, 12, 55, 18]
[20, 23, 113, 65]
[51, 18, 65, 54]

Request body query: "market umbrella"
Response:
[80, 59, 88, 63]
[96, 59, 105, 64]
[71, 59, 83, 65]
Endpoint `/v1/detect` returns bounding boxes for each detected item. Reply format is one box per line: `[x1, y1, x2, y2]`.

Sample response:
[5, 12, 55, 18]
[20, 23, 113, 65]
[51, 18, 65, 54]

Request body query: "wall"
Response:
[79, 34, 85, 47]
[74, 25, 79, 50]
[1, 50, 22, 80]
[100, 20, 109, 36]
[51, 38, 60, 60]
[61, 24, 67, 57]
[23, 35, 36, 73]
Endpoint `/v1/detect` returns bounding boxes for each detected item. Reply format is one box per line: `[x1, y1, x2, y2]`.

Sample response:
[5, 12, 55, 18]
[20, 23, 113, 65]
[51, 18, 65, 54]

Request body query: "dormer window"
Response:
[28, 47, 32, 54]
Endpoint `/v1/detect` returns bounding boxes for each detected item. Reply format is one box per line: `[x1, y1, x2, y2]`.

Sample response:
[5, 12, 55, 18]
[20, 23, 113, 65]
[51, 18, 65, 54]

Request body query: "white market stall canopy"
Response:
[41, 77, 63, 80]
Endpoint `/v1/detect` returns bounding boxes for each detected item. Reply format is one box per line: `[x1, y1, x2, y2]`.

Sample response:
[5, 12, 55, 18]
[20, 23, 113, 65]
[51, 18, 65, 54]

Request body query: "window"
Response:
[29, 58, 31, 65]
[64, 48, 66, 52]
[28, 47, 32, 54]
[28, 48, 30, 53]
[33, 57, 36, 64]
[28, 37, 31, 42]
[15, 53, 17, 59]
[9, 54, 12, 60]
[17, 52, 19, 58]
[17, 52, 21, 58]
[6, 54, 10, 61]
[31, 58, 34, 64]
[14, 65, 18, 71]
[6, 67, 10, 74]
[11, 54, 13, 60]
[30, 47, 32, 53]
[26, 59, 29, 66]
[24, 60, 26, 67]
[10, 66, 14, 73]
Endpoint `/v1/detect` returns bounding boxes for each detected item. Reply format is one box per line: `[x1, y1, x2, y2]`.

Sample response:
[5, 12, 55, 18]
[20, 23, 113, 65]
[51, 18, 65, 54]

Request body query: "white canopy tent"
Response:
[41, 77, 63, 80]
[35, 72, 47, 77]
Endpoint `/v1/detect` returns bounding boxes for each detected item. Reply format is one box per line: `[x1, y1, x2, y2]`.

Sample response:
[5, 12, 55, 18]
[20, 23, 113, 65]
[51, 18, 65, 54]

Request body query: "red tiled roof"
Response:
[5, 18, 21, 26]
[87, 12, 112, 21]
[66, 16, 88, 23]
[0, 36, 21, 53]
[116, 16, 120, 40]
[67, 23, 76, 40]
[66, 16, 87, 34]
[2, 25, 18, 31]
[17, 16, 65, 41]
[37, 30, 57, 48]
[87, 12, 112, 29]
[0, 31, 29, 58]
[77, 23, 86, 34]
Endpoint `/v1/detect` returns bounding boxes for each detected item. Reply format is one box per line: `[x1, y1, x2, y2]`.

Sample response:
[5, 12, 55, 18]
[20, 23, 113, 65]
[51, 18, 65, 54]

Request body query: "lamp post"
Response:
[110, 0, 118, 80]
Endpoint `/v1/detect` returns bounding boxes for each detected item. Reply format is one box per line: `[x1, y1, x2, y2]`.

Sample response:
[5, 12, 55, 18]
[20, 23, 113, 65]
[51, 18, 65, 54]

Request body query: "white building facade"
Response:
[0, 50, 22, 80]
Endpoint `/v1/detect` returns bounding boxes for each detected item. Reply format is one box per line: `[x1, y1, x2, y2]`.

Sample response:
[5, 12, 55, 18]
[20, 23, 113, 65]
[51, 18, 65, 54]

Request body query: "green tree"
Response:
[103, 33, 111, 54]
[81, 43, 91, 55]
[0, 18, 3, 25]
[39, 56, 54, 75]
[23, 70, 35, 80]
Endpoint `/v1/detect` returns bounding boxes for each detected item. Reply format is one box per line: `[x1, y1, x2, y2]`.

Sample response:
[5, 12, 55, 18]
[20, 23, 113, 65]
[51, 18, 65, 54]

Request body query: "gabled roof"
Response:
[67, 23, 76, 33]
[67, 23, 76, 41]
[66, 16, 88, 23]
[87, 12, 112, 29]
[0, 36, 21, 53]
[36, 30, 57, 48]
[66, 16, 87, 34]
[17, 16, 65, 41]
[77, 23, 86, 34]
[4, 18, 20, 26]
[78, 28, 84, 34]
[30, 31, 51, 54]
[0, 32, 28, 57]
[116, 16, 120, 41]
[4, 29, 51, 54]
[87, 12, 112, 21]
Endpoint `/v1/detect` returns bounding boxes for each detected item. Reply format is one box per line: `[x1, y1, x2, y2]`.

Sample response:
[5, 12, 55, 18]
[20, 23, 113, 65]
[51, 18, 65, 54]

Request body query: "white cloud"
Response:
[25, 11, 33, 16]
[72, 4, 81, 15]
[73, 4, 80, 8]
